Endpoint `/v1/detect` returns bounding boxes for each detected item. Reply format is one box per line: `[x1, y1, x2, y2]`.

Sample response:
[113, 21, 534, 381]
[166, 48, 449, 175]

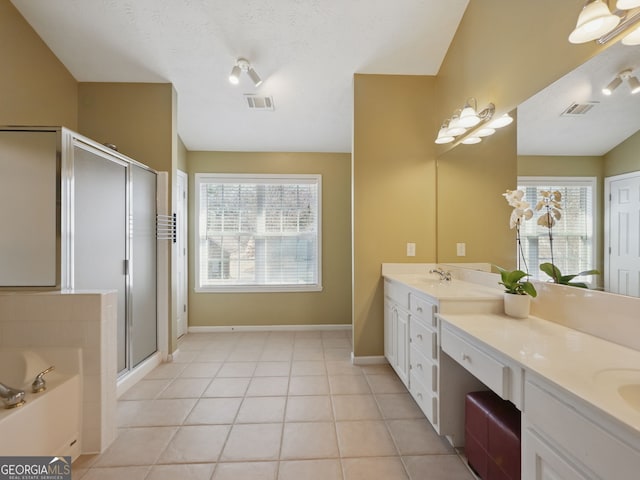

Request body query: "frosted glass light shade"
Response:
[616, 0, 640, 9]
[622, 24, 640, 45]
[487, 113, 513, 129]
[459, 106, 481, 128]
[569, 0, 620, 43]
[435, 126, 455, 144]
[462, 136, 481, 145]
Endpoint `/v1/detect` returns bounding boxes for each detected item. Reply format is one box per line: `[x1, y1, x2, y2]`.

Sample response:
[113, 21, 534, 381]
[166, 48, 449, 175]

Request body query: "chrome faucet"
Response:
[32, 366, 55, 393]
[429, 267, 452, 282]
[0, 382, 25, 409]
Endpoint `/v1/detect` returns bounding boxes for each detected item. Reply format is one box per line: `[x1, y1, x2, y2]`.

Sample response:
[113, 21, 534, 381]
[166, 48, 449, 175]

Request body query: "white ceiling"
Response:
[11, 0, 469, 153]
[518, 41, 640, 156]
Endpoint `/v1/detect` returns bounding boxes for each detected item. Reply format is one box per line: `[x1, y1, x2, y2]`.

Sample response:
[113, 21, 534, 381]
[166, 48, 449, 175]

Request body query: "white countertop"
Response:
[439, 312, 640, 435]
[383, 273, 502, 302]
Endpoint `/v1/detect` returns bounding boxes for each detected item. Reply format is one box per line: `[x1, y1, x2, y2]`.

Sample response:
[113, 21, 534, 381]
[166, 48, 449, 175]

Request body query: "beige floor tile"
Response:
[326, 361, 363, 376]
[294, 338, 323, 349]
[324, 348, 352, 361]
[72, 454, 100, 470]
[361, 364, 395, 375]
[246, 376, 290, 396]
[81, 466, 150, 480]
[292, 348, 325, 360]
[94, 427, 176, 466]
[236, 396, 286, 423]
[254, 361, 291, 376]
[322, 338, 352, 349]
[291, 360, 327, 376]
[280, 422, 339, 460]
[260, 348, 294, 361]
[212, 462, 278, 480]
[220, 423, 282, 461]
[386, 419, 454, 455]
[179, 362, 222, 378]
[267, 331, 295, 343]
[217, 361, 257, 377]
[375, 393, 424, 419]
[342, 457, 408, 480]
[144, 363, 186, 379]
[329, 375, 371, 395]
[288, 375, 330, 395]
[227, 348, 263, 361]
[366, 374, 408, 394]
[203, 377, 250, 397]
[336, 421, 398, 458]
[332, 394, 381, 421]
[184, 397, 242, 424]
[285, 395, 334, 422]
[278, 459, 343, 480]
[158, 424, 230, 463]
[72, 467, 88, 479]
[171, 350, 199, 363]
[295, 330, 323, 339]
[195, 349, 231, 362]
[117, 399, 197, 427]
[158, 378, 211, 399]
[402, 455, 475, 480]
[119, 379, 171, 400]
[146, 463, 215, 480]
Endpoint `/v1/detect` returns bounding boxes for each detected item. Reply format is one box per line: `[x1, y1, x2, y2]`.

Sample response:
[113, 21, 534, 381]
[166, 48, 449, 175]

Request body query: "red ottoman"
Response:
[465, 391, 521, 480]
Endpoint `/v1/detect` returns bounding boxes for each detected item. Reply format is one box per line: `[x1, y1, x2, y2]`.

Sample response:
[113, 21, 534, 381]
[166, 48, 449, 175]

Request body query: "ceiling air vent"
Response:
[244, 94, 274, 111]
[560, 101, 598, 116]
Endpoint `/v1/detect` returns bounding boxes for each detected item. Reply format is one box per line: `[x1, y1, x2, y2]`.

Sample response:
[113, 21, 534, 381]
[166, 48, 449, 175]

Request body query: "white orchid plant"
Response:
[502, 189, 533, 273]
[534, 190, 562, 282]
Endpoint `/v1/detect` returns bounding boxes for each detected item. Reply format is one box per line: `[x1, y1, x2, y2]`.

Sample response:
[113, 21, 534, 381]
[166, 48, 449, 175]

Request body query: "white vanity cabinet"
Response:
[522, 374, 640, 480]
[383, 279, 410, 385]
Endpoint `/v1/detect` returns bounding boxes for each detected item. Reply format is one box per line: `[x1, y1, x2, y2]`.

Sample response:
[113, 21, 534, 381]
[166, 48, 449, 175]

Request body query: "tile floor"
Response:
[73, 329, 477, 480]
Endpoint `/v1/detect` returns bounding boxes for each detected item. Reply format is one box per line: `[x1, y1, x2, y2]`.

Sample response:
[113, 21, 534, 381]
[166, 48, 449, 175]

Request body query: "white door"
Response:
[606, 171, 640, 297]
[176, 170, 188, 337]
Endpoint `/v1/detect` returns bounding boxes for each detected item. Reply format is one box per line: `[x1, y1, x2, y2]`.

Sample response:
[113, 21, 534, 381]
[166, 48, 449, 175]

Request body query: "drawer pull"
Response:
[417, 334, 423, 340]
[417, 306, 423, 313]
[462, 353, 470, 362]
[417, 392, 423, 400]
[417, 363, 423, 370]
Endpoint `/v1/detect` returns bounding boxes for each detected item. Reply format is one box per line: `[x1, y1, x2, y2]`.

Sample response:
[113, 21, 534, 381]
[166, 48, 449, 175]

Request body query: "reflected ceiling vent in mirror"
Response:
[560, 101, 599, 116]
[244, 94, 275, 111]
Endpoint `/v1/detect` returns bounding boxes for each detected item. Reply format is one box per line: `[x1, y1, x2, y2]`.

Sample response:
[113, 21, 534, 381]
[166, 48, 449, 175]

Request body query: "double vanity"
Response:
[382, 263, 640, 479]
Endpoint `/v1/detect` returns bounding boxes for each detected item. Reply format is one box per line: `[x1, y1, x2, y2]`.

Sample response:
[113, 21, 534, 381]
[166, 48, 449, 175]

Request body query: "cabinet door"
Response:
[523, 430, 587, 480]
[383, 300, 396, 366]
[395, 306, 410, 385]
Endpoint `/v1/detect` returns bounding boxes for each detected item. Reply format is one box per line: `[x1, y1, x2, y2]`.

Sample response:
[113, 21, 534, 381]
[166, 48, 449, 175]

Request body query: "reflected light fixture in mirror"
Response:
[603, 68, 640, 94]
[569, 0, 640, 44]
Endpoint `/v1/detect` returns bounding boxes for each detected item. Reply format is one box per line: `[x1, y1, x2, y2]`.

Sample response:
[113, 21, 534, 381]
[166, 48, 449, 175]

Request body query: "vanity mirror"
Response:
[437, 41, 640, 298]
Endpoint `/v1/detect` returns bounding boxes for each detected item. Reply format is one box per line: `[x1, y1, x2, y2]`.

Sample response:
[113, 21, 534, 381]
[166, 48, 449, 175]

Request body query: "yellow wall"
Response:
[0, 0, 77, 128]
[353, 75, 438, 357]
[186, 151, 352, 327]
[605, 129, 640, 177]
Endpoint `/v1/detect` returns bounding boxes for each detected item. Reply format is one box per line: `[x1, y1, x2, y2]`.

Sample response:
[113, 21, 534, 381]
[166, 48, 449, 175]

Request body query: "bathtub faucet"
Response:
[32, 366, 55, 393]
[0, 382, 25, 409]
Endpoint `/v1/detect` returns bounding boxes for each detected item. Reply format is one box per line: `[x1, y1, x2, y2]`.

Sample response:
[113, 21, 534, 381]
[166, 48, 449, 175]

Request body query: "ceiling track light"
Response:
[603, 68, 640, 94]
[434, 101, 513, 146]
[228, 58, 263, 87]
[569, 0, 640, 45]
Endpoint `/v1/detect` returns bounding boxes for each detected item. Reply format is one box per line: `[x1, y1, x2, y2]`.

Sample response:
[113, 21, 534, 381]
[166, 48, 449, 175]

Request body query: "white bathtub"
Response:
[0, 347, 82, 460]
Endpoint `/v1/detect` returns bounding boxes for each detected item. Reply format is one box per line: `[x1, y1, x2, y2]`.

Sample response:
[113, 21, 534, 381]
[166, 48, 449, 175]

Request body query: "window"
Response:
[195, 173, 322, 292]
[517, 177, 596, 284]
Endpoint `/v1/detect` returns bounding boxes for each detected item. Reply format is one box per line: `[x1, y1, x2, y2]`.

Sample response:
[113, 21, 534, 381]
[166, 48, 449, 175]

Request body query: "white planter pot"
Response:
[503, 293, 530, 319]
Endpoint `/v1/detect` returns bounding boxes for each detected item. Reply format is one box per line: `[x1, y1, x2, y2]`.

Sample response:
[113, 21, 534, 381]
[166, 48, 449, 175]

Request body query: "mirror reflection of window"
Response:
[517, 177, 597, 285]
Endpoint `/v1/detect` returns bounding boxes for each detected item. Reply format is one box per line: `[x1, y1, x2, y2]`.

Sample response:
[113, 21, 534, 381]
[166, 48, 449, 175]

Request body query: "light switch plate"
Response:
[456, 242, 466, 256]
[407, 242, 416, 257]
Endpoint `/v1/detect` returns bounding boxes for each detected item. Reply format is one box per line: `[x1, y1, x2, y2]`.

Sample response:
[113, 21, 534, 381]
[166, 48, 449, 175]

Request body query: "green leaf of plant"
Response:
[521, 281, 537, 297]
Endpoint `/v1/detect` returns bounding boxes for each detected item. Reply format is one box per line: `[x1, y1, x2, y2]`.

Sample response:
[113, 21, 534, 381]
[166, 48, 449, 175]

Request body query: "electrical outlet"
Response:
[407, 242, 416, 257]
[456, 242, 466, 256]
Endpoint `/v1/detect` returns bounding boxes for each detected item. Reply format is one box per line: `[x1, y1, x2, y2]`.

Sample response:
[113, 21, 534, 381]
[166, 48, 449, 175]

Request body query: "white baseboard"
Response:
[188, 324, 352, 333]
[351, 353, 388, 365]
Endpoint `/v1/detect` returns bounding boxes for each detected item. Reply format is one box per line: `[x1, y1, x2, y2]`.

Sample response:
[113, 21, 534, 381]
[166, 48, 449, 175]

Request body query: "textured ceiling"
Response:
[518, 41, 640, 156]
[12, 0, 469, 152]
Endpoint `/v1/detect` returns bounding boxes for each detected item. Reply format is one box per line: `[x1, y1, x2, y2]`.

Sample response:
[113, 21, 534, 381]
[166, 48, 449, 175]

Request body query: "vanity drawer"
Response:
[441, 327, 508, 398]
[385, 279, 409, 309]
[409, 293, 437, 328]
[409, 317, 437, 360]
[410, 371, 438, 427]
[410, 345, 437, 393]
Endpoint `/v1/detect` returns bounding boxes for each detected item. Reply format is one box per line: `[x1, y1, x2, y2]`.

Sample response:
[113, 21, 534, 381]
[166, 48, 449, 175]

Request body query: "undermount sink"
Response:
[593, 369, 640, 413]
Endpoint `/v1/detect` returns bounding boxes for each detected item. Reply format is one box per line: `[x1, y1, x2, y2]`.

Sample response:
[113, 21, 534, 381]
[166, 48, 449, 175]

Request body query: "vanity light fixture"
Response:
[434, 100, 513, 146]
[569, 0, 640, 45]
[228, 58, 263, 87]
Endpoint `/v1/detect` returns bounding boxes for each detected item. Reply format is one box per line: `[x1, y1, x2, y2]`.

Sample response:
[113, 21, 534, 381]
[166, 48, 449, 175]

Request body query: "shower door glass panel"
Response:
[73, 146, 128, 373]
[131, 165, 157, 367]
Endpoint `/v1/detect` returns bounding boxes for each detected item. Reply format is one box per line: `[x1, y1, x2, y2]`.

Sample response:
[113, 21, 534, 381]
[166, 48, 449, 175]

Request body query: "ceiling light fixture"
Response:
[569, 0, 640, 44]
[228, 58, 263, 87]
[434, 100, 513, 146]
[604, 68, 640, 94]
